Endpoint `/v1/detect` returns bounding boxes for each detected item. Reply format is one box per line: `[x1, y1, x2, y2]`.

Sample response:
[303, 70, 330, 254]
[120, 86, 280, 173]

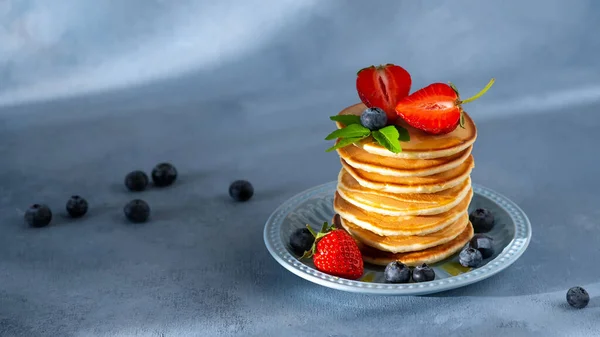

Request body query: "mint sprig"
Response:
[325, 115, 410, 153]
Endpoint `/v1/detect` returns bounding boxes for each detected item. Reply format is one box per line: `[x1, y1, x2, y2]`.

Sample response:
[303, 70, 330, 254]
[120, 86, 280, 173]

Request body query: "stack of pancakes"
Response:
[332, 103, 477, 266]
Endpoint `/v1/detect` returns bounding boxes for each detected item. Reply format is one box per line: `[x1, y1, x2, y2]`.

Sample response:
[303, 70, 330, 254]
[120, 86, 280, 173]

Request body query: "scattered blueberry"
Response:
[384, 261, 411, 283]
[229, 180, 254, 202]
[566, 287, 590, 309]
[469, 208, 495, 233]
[289, 228, 315, 256]
[459, 246, 483, 268]
[151, 162, 178, 187]
[125, 170, 149, 192]
[124, 199, 151, 223]
[360, 107, 388, 131]
[24, 204, 52, 228]
[66, 195, 88, 218]
[412, 263, 436, 282]
[469, 234, 494, 259]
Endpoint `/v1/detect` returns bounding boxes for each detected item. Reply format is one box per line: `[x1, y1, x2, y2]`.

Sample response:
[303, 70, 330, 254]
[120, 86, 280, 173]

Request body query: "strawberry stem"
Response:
[460, 78, 495, 104]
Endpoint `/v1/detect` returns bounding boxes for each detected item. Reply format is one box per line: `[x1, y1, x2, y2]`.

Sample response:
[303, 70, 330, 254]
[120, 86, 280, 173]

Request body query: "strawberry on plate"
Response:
[356, 64, 412, 122]
[395, 78, 495, 135]
[302, 222, 364, 280]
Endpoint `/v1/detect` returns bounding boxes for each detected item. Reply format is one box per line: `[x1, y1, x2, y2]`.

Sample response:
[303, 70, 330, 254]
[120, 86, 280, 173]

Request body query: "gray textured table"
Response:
[2, 1, 600, 336]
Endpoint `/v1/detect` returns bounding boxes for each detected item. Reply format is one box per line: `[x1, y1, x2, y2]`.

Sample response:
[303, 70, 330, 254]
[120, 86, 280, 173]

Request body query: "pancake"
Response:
[338, 167, 471, 207]
[333, 213, 474, 266]
[335, 103, 477, 159]
[341, 155, 474, 194]
[333, 188, 473, 235]
[337, 142, 472, 177]
[339, 213, 469, 253]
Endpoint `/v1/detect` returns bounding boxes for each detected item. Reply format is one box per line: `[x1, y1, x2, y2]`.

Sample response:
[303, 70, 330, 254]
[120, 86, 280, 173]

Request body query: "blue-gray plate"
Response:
[264, 181, 532, 295]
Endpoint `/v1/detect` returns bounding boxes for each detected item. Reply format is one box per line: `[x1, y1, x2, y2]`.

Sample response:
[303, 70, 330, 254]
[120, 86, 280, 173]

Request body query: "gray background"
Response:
[1, 0, 599, 336]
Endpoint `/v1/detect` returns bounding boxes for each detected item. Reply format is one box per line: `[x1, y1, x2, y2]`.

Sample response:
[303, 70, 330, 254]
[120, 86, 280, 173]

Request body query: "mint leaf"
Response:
[329, 115, 361, 126]
[395, 125, 410, 142]
[325, 124, 371, 140]
[325, 135, 369, 152]
[372, 126, 401, 153]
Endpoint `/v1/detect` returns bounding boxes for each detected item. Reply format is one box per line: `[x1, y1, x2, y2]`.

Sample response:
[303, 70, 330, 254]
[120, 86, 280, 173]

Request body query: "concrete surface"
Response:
[1, 1, 600, 336]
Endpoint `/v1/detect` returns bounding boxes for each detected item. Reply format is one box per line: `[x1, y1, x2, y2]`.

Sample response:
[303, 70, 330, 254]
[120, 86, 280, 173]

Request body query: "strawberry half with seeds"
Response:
[356, 64, 412, 122]
[302, 222, 364, 280]
[395, 78, 495, 135]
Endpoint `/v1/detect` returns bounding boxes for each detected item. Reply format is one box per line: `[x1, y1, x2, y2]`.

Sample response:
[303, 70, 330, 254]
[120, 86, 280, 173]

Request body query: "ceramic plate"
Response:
[264, 181, 532, 295]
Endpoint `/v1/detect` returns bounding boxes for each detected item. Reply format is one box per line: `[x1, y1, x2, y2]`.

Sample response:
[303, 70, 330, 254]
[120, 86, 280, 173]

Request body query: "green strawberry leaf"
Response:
[372, 125, 401, 153]
[325, 124, 371, 140]
[395, 125, 411, 142]
[329, 115, 361, 126]
[325, 135, 369, 152]
[459, 112, 465, 129]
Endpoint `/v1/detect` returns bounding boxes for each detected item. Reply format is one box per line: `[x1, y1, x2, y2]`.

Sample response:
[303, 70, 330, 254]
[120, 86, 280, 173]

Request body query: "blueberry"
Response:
[151, 162, 178, 187]
[124, 199, 150, 223]
[469, 234, 494, 259]
[229, 180, 254, 202]
[24, 204, 52, 228]
[412, 263, 436, 282]
[384, 261, 411, 283]
[469, 208, 495, 233]
[459, 246, 483, 268]
[125, 170, 149, 192]
[289, 228, 315, 256]
[66, 195, 88, 218]
[566, 287, 590, 309]
[360, 107, 387, 131]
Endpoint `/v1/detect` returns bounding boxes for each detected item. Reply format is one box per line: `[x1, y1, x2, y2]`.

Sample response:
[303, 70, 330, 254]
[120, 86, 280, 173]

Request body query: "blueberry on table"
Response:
[124, 199, 151, 223]
[66, 195, 88, 218]
[459, 246, 483, 268]
[24, 204, 52, 228]
[469, 234, 494, 259]
[289, 228, 315, 256]
[412, 263, 436, 282]
[125, 170, 149, 192]
[384, 261, 411, 283]
[229, 180, 254, 202]
[360, 107, 388, 131]
[151, 162, 178, 187]
[469, 208, 495, 233]
[566, 287, 590, 309]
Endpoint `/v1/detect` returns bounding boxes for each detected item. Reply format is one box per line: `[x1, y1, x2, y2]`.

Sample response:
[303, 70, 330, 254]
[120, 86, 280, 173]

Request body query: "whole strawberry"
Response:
[356, 64, 412, 122]
[395, 78, 495, 135]
[302, 222, 364, 280]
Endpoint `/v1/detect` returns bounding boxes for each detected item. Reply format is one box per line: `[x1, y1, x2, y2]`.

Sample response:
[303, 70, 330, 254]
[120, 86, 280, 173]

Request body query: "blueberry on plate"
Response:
[124, 199, 150, 223]
[412, 263, 436, 282]
[469, 234, 494, 259]
[24, 204, 52, 228]
[125, 170, 149, 192]
[151, 162, 178, 187]
[459, 246, 483, 268]
[469, 208, 495, 233]
[384, 261, 411, 283]
[66, 195, 88, 218]
[289, 228, 315, 256]
[229, 180, 254, 202]
[360, 107, 388, 131]
[566, 286, 590, 309]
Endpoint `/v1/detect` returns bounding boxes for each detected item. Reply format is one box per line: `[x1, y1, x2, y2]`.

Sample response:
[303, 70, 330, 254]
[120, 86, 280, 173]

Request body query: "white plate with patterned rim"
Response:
[264, 181, 532, 295]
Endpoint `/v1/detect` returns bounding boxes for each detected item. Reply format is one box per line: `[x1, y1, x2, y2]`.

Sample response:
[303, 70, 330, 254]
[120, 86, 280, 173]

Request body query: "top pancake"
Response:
[335, 103, 477, 159]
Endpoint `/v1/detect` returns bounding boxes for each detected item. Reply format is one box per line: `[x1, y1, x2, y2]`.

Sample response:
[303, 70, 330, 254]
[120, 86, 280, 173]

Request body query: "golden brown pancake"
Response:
[341, 155, 474, 194]
[337, 143, 472, 177]
[333, 188, 473, 235]
[339, 212, 469, 253]
[333, 213, 474, 266]
[335, 103, 477, 159]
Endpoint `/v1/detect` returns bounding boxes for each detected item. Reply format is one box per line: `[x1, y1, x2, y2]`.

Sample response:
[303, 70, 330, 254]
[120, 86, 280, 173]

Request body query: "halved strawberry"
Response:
[395, 79, 495, 135]
[356, 64, 412, 122]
